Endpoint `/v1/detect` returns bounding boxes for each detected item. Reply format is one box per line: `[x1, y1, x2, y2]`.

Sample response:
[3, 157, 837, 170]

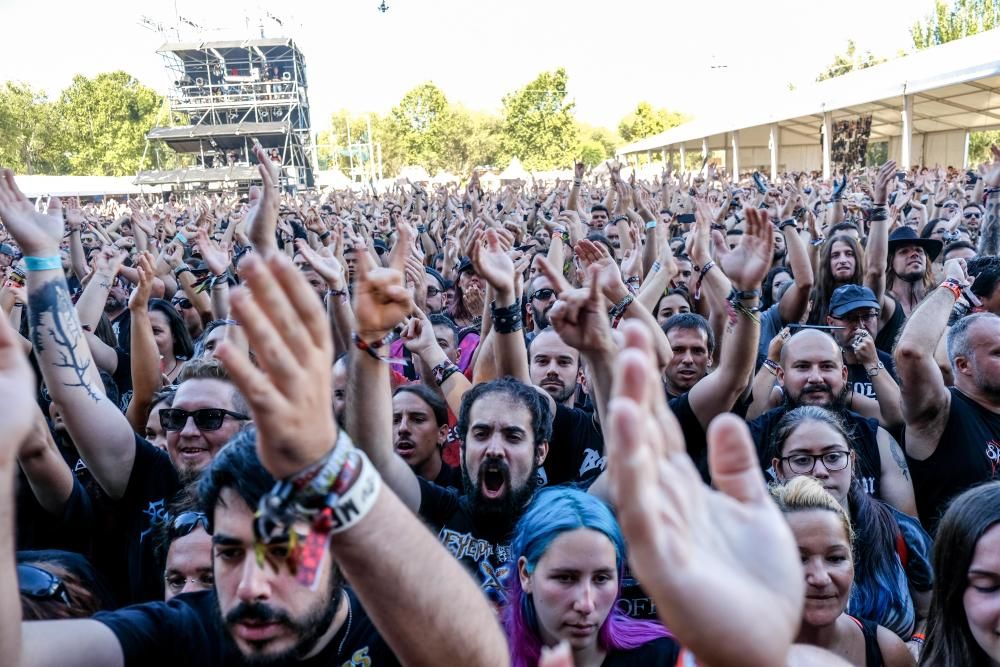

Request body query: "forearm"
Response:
[345, 350, 421, 510]
[327, 293, 355, 359]
[546, 235, 565, 275]
[978, 191, 1000, 256]
[690, 302, 760, 428]
[74, 270, 115, 331]
[0, 461, 22, 667]
[17, 410, 75, 515]
[210, 282, 230, 320]
[641, 224, 658, 280]
[865, 220, 889, 299]
[127, 308, 163, 429]
[491, 287, 530, 383]
[178, 272, 212, 321]
[636, 265, 671, 313]
[69, 231, 89, 281]
[869, 373, 904, 430]
[84, 331, 118, 375]
[416, 345, 471, 415]
[332, 487, 509, 667]
[580, 347, 616, 430]
[748, 367, 780, 420]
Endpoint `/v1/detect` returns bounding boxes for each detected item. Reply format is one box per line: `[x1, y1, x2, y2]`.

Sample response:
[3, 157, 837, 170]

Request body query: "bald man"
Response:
[749, 329, 917, 517]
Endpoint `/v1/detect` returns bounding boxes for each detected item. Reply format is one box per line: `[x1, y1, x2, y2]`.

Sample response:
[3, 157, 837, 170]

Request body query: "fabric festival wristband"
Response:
[24, 255, 62, 271]
[174, 232, 187, 245]
[645, 219, 657, 229]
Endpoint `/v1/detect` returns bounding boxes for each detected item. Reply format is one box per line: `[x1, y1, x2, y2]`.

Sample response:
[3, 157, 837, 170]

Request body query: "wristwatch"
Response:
[866, 361, 885, 377]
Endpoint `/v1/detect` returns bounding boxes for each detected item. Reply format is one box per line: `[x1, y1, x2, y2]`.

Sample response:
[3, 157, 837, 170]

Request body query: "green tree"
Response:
[969, 130, 1000, 165]
[575, 123, 620, 167]
[0, 82, 64, 174]
[617, 102, 687, 143]
[316, 110, 378, 173]
[57, 71, 162, 176]
[499, 68, 577, 171]
[381, 82, 463, 174]
[911, 0, 1000, 49]
[816, 40, 887, 81]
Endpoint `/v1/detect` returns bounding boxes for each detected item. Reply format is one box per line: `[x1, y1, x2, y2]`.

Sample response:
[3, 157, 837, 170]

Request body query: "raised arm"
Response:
[217, 253, 509, 667]
[978, 144, 1000, 257]
[474, 229, 529, 383]
[243, 144, 281, 259]
[344, 253, 421, 512]
[687, 208, 773, 429]
[124, 256, 164, 436]
[864, 161, 897, 311]
[875, 428, 918, 517]
[0, 171, 138, 500]
[74, 246, 126, 332]
[893, 260, 967, 460]
[776, 198, 815, 325]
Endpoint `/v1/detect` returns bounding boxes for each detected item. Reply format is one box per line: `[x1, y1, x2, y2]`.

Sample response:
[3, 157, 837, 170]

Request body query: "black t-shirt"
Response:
[541, 404, 606, 489]
[749, 407, 883, 499]
[15, 475, 96, 556]
[95, 588, 400, 667]
[96, 435, 180, 605]
[909, 387, 1000, 530]
[601, 637, 682, 666]
[432, 462, 463, 491]
[417, 478, 514, 607]
[846, 349, 898, 400]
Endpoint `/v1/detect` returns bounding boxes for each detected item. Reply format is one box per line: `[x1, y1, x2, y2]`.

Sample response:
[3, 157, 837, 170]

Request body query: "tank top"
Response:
[848, 616, 884, 667]
[874, 297, 905, 354]
[908, 387, 1000, 530]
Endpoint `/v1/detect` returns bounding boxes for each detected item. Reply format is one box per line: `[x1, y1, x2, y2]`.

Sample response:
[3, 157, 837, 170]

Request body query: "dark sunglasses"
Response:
[173, 298, 193, 310]
[159, 408, 250, 432]
[530, 288, 555, 301]
[18, 564, 71, 605]
[964, 211, 982, 218]
[169, 511, 211, 539]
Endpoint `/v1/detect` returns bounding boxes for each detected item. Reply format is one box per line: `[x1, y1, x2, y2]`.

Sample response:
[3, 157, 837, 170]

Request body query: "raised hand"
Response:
[66, 197, 86, 233]
[399, 309, 438, 359]
[352, 254, 414, 341]
[215, 253, 336, 478]
[294, 239, 345, 290]
[93, 245, 128, 276]
[720, 208, 774, 291]
[981, 144, 1000, 188]
[129, 200, 155, 236]
[574, 239, 628, 302]
[471, 229, 516, 299]
[243, 143, 281, 257]
[0, 170, 64, 256]
[546, 264, 615, 354]
[873, 160, 897, 206]
[196, 228, 230, 277]
[606, 322, 803, 667]
[128, 254, 155, 312]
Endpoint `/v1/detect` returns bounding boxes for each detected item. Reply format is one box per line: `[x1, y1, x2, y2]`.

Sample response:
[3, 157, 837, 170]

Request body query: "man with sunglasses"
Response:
[524, 275, 556, 336]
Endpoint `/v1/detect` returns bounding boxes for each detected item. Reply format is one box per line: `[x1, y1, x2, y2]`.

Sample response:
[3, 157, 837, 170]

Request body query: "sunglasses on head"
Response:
[531, 288, 555, 301]
[18, 564, 71, 605]
[168, 511, 211, 540]
[159, 408, 250, 432]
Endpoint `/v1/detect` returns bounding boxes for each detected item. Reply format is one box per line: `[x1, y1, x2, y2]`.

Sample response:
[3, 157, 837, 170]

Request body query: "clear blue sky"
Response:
[0, 0, 940, 131]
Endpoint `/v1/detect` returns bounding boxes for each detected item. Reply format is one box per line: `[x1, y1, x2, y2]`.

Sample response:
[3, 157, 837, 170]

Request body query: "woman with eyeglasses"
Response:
[919, 482, 1000, 666]
[157, 496, 213, 601]
[769, 406, 933, 650]
[505, 487, 678, 667]
[771, 477, 915, 666]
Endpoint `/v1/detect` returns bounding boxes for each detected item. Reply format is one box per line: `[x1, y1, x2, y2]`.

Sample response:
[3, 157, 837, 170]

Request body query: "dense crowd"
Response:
[0, 143, 998, 667]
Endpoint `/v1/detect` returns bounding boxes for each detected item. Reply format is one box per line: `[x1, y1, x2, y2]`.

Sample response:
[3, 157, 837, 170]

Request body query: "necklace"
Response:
[337, 593, 353, 656]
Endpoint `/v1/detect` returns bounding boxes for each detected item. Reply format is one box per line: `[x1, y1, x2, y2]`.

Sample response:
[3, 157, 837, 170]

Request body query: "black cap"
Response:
[373, 240, 388, 256]
[829, 284, 880, 318]
[887, 226, 942, 262]
[424, 266, 451, 289]
[457, 257, 475, 275]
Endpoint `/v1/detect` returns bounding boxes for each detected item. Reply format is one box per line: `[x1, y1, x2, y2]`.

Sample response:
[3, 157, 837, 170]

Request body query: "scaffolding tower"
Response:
[137, 37, 315, 192]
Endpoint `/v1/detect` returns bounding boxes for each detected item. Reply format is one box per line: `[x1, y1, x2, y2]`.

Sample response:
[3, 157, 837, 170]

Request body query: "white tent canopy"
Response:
[617, 29, 1000, 177]
[13, 175, 150, 198]
[498, 157, 529, 181]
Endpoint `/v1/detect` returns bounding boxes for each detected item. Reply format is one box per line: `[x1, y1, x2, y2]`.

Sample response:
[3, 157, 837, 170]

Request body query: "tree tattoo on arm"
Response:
[28, 279, 101, 402]
[889, 436, 910, 482]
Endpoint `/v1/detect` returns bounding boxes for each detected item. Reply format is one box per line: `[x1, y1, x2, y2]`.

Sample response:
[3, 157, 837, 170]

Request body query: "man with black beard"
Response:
[746, 328, 917, 516]
[348, 233, 550, 605]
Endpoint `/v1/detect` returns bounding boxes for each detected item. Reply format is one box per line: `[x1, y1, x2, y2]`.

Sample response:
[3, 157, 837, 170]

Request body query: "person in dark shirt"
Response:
[391, 383, 460, 490]
[660, 313, 715, 400]
[895, 259, 1000, 529]
[825, 284, 903, 431]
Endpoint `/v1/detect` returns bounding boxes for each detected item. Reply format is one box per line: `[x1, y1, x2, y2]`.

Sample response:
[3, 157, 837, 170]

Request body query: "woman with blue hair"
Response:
[504, 486, 678, 667]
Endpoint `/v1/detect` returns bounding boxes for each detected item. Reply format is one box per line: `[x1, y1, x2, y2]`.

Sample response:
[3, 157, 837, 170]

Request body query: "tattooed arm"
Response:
[979, 189, 1000, 256]
[0, 173, 138, 500]
[877, 427, 917, 518]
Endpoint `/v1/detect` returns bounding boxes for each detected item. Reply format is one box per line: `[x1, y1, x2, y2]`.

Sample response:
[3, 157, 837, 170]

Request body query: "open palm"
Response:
[720, 208, 773, 291]
[0, 170, 64, 256]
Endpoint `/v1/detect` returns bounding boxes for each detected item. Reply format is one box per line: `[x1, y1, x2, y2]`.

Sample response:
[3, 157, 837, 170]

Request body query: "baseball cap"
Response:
[829, 285, 880, 319]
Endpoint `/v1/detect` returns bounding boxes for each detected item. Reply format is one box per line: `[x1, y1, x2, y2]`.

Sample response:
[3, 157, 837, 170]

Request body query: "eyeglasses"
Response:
[168, 511, 211, 540]
[530, 288, 555, 301]
[173, 298, 193, 310]
[18, 564, 72, 605]
[780, 450, 851, 475]
[427, 287, 441, 297]
[159, 408, 250, 432]
[964, 211, 982, 219]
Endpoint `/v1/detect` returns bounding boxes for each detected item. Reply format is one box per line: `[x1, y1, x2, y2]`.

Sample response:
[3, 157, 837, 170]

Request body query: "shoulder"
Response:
[417, 476, 462, 525]
[94, 591, 221, 664]
[875, 623, 914, 666]
[123, 435, 179, 503]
